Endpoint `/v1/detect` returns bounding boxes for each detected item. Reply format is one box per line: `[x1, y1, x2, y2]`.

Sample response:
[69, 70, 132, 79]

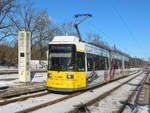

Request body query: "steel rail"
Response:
[16, 71, 143, 113]
[16, 92, 81, 113]
[69, 72, 144, 113]
[117, 73, 148, 113]
[0, 85, 47, 99]
[0, 91, 49, 106]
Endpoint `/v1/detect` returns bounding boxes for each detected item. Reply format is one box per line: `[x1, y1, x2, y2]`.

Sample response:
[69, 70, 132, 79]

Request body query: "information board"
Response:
[18, 31, 31, 82]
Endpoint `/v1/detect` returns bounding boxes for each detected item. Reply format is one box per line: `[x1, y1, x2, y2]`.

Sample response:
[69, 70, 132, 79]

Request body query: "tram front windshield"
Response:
[48, 45, 75, 71]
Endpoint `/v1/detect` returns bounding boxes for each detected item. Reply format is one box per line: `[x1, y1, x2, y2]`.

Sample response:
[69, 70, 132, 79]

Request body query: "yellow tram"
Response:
[46, 36, 138, 92]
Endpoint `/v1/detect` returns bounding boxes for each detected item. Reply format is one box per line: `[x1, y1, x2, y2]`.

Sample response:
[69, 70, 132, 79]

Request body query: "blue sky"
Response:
[32, 0, 150, 60]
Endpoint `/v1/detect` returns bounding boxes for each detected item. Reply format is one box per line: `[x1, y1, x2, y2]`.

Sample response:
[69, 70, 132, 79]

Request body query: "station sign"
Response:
[18, 31, 31, 82]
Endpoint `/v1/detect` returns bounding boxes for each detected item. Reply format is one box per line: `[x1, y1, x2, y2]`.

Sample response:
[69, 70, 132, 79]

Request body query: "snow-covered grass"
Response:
[0, 74, 18, 79]
[0, 66, 17, 70]
[123, 105, 149, 113]
[88, 73, 146, 113]
[0, 72, 47, 87]
[0, 93, 67, 113]
[135, 105, 149, 113]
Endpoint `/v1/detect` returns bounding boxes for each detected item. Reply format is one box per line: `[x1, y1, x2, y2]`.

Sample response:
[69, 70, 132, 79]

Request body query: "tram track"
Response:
[0, 71, 139, 100]
[69, 71, 145, 113]
[0, 70, 142, 113]
[0, 84, 47, 99]
[14, 71, 143, 113]
[16, 92, 81, 113]
[0, 91, 49, 106]
[118, 73, 149, 113]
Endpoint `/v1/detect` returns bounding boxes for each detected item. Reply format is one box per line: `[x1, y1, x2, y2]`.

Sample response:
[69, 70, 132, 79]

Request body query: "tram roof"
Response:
[51, 36, 130, 58]
[50, 36, 80, 43]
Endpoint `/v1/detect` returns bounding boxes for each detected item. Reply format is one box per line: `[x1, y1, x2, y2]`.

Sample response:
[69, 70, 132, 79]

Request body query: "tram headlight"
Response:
[67, 74, 74, 79]
[47, 73, 52, 78]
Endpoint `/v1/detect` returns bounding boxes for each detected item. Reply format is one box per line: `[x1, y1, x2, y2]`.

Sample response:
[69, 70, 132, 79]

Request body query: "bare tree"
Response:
[8, 1, 36, 38]
[0, 41, 17, 65]
[60, 21, 77, 36]
[33, 10, 58, 43]
[0, 0, 16, 29]
[33, 10, 58, 60]
[9, 1, 61, 60]
[0, 0, 17, 41]
[86, 32, 110, 49]
[86, 32, 102, 43]
[86, 32, 93, 41]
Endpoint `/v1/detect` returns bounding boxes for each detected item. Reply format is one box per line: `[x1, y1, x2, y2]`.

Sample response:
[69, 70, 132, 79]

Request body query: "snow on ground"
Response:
[33, 72, 144, 113]
[0, 73, 18, 79]
[0, 66, 17, 70]
[88, 73, 146, 113]
[0, 71, 147, 113]
[0, 60, 47, 70]
[0, 79, 19, 87]
[0, 93, 67, 113]
[0, 73, 19, 87]
[136, 105, 149, 113]
[0, 72, 47, 87]
[123, 105, 149, 113]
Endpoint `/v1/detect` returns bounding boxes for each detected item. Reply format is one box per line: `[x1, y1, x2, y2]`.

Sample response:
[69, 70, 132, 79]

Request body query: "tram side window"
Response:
[87, 54, 94, 71]
[100, 56, 109, 70]
[125, 61, 129, 69]
[95, 56, 100, 70]
[116, 60, 119, 69]
[119, 60, 123, 69]
[77, 52, 85, 71]
[99, 57, 105, 70]
[117, 60, 121, 69]
[95, 56, 108, 70]
[87, 54, 109, 71]
[112, 59, 118, 69]
[104, 57, 109, 70]
[127, 62, 130, 68]
[113, 59, 122, 69]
